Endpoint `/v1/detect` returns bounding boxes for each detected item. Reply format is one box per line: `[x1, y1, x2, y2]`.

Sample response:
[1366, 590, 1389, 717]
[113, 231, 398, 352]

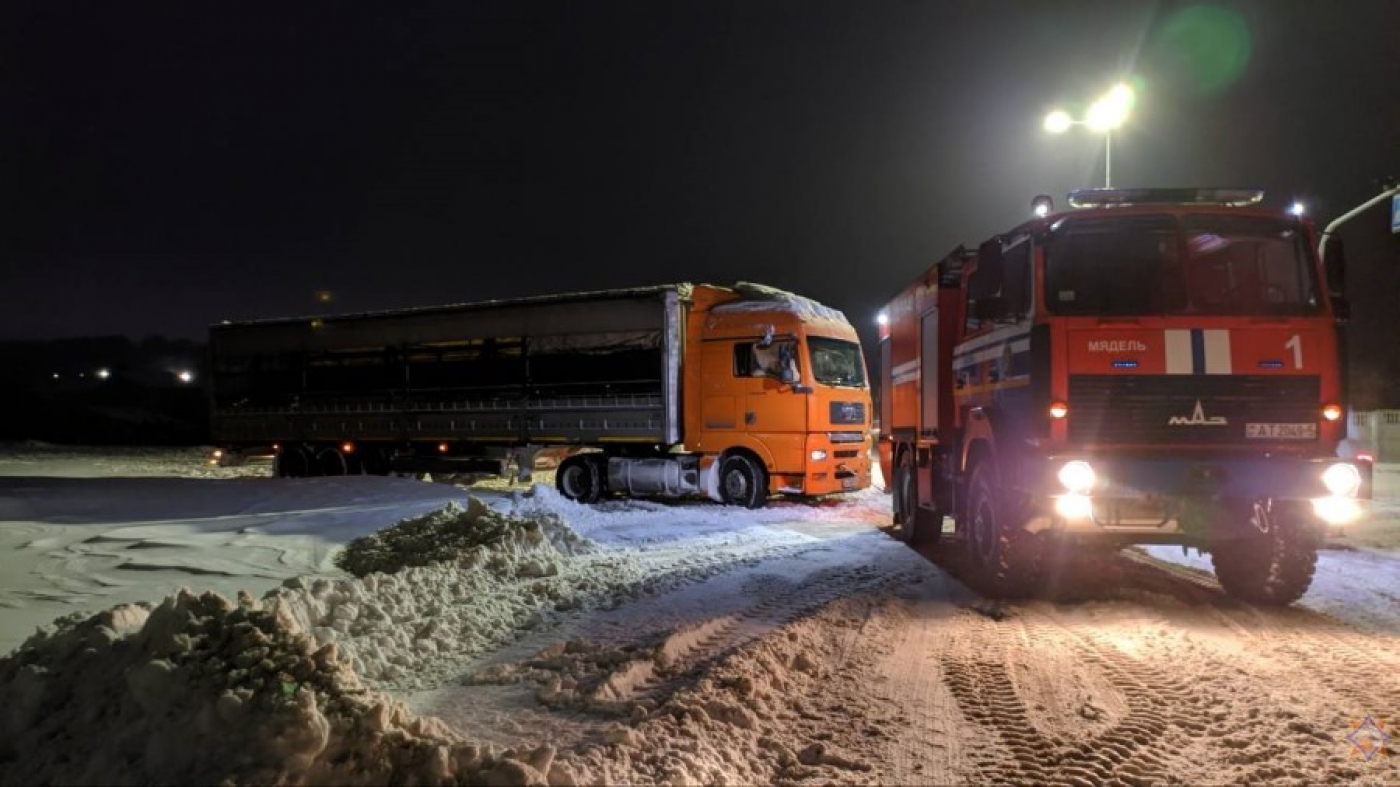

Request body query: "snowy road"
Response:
[1, 443, 1398, 784]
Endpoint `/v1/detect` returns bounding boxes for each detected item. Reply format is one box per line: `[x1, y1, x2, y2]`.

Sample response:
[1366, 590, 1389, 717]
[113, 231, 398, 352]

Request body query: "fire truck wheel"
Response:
[965, 460, 1041, 597]
[894, 451, 938, 544]
[1210, 501, 1320, 605]
[556, 455, 603, 504]
[719, 453, 768, 509]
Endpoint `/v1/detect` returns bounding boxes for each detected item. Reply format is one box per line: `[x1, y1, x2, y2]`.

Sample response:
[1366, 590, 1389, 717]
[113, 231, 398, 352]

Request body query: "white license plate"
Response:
[842, 476, 859, 490]
[1246, 422, 1317, 439]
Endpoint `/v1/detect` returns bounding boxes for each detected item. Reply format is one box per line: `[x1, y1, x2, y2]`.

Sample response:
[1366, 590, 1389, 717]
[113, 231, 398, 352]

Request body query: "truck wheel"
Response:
[317, 448, 349, 476]
[894, 451, 938, 544]
[276, 447, 310, 478]
[1211, 501, 1319, 605]
[965, 460, 1040, 597]
[719, 454, 767, 509]
[557, 455, 603, 504]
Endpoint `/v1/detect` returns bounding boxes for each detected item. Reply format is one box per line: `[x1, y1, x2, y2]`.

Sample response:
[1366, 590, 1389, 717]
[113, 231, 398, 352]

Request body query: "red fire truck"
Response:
[877, 188, 1363, 603]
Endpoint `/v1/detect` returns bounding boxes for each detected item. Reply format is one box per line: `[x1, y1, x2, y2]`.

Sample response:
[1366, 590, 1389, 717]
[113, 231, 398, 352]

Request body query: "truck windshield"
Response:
[1043, 214, 1322, 316]
[808, 337, 867, 387]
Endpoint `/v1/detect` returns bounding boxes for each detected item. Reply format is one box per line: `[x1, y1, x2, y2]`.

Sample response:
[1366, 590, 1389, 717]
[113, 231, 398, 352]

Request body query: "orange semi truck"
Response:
[208, 282, 872, 507]
[878, 188, 1364, 602]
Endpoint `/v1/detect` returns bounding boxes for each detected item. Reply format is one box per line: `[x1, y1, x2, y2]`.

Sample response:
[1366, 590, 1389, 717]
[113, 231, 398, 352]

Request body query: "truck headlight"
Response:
[811, 449, 828, 462]
[1321, 463, 1361, 498]
[1057, 460, 1096, 494]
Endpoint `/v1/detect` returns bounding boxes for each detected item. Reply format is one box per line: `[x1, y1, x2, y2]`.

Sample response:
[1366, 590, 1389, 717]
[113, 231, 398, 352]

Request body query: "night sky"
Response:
[3, 1, 1398, 392]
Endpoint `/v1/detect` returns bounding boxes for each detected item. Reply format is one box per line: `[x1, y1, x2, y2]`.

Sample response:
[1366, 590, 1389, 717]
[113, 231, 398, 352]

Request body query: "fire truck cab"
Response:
[878, 188, 1363, 603]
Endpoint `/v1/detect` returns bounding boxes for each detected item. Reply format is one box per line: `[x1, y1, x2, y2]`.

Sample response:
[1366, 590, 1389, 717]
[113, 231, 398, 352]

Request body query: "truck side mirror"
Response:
[778, 342, 800, 384]
[973, 296, 1004, 323]
[1322, 236, 1346, 297]
[969, 239, 1004, 300]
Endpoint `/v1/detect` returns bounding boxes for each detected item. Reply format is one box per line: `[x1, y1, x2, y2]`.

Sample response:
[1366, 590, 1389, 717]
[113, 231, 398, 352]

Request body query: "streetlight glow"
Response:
[1086, 83, 1134, 132]
[1043, 110, 1073, 134]
[1042, 81, 1136, 188]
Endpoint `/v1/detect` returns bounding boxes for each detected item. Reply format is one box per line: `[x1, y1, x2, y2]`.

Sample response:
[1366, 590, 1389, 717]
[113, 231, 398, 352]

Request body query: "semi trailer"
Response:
[209, 282, 872, 507]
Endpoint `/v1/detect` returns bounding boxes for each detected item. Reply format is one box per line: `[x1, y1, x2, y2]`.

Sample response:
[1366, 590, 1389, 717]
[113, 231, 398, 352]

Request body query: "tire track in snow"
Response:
[941, 606, 1200, 786]
[1123, 549, 1400, 714]
[590, 563, 919, 708]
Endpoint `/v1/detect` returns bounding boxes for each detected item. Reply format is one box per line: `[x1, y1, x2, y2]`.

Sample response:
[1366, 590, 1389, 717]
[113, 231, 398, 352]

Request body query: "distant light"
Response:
[52, 373, 59, 379]
[316, 290, 334, 304]
[1043, 110, 1073, 134]
[876, 311, 889, 326]
[1289, 201, 1306, 217]
[176, 370, 194, 384]
[341, 441, 355, 454]
[96, 368, 111, 380]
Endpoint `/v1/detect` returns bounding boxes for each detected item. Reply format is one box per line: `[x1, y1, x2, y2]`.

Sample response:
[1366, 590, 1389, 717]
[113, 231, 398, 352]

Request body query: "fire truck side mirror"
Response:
[970, 240, 1004, 299]
[973, 296, 1005, 323]
[1322, 237, 1346, 297]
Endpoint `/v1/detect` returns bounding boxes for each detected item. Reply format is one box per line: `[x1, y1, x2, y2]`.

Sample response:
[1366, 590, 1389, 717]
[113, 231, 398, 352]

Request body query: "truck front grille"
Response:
[1067, 374, 1320, 445]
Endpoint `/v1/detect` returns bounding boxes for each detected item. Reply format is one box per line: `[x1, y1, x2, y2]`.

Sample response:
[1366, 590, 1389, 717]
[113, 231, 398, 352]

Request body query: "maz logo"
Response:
[1168, 400, 1228, 426]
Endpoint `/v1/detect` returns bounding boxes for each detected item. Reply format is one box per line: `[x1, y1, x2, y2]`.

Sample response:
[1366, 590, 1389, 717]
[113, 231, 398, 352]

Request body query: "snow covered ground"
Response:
[2, 442, 1398, 784]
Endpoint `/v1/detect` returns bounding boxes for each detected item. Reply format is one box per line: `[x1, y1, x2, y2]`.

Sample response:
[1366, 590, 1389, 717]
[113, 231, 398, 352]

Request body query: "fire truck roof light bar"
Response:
[1066, 188, 1266, 209]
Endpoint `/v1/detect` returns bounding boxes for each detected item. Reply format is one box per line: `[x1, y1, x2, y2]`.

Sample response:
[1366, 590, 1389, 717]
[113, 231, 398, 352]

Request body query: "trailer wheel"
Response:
[1211, 500, 1320, 605]
[894, 450, 938, 544]
[361, 447, 392, 476]
[719, 453, 768, 509]
[276, 447, 311, 478]
[557, 455, 603, 504]
[317, 448, 348, 476]
[965, 460, 1041, 597]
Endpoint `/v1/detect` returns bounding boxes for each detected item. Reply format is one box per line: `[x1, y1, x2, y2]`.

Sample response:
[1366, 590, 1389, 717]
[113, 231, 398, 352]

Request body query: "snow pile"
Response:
[0, 589, 573, 786]
[0, 496, 654, 784]
[263, 500, 643, 691]
[334, 497, 594, 577]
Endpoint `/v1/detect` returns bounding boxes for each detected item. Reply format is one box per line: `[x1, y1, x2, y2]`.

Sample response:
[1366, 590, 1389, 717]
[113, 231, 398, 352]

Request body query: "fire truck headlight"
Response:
[1312, 496, 1360, 525]
[1321, 463, 1361, 498]
[1057, 460, 1096, 493]
[1322, 403, 1343, 421]
[811, 449, 829, 462]
[1055, 493, 1092, 520]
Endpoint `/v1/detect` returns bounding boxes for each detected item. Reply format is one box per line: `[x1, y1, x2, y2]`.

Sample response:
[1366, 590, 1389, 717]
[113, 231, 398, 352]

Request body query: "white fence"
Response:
[1350, 410, 1400, 462]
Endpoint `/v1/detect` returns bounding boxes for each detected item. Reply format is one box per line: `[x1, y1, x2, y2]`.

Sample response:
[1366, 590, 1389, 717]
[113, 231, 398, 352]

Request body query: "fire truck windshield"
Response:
[1043, 214, 1322, 317]
[808, 337, 867, 388]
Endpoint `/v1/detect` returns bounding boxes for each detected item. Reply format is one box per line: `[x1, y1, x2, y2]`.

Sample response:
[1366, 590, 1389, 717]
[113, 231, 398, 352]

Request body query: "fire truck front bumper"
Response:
[1022, 454, 1365, 538]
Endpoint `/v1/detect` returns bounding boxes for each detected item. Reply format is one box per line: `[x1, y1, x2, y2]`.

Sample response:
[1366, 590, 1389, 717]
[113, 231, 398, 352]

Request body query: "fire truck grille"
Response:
[1067, 375, 1321, 445]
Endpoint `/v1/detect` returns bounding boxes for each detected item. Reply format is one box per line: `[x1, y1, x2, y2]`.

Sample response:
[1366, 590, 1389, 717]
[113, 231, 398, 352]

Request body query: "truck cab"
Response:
[880, 188, 1364, 604]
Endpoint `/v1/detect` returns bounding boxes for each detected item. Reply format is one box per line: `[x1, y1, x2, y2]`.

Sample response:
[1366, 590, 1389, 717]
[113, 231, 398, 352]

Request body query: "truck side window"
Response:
[734, 341, 797, 379]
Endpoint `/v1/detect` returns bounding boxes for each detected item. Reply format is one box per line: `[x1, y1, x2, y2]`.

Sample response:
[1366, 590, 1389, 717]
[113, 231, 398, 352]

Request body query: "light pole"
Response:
[1044, 83, 1135, 188]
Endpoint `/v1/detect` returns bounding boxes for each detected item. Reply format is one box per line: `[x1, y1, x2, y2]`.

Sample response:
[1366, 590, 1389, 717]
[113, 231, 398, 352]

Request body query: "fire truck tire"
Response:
[1210, 501, 1319, 605]
[557, 455, 603, 504]
[965, 460, 1041, 597]
[719, 453, 768, 509]
[894, 451, 938, 544]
